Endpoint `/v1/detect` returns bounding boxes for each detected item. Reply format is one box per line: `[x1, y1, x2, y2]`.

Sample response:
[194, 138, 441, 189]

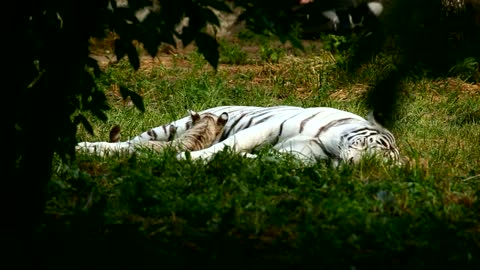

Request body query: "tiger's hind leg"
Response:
[176, 122, 279, 161]
[76, 124, 178, 156]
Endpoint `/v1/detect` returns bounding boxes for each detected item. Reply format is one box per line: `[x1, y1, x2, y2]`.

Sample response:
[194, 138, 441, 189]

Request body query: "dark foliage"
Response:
[347, 0, 480, 126]
[6, 0, 306, 266]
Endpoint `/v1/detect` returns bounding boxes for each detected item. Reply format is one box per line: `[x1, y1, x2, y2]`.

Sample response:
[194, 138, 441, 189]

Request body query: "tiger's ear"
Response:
[189, 110, 200, 123]
[367, 111, 381, 126]
[109, 125, 121, 142]
[217, 112, 229, 126]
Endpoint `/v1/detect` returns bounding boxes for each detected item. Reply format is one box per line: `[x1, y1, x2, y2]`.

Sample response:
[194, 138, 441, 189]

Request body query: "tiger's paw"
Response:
[241, 152, 258, 159]
[176, 151, 190, 161]
[76, 141, 133, 156]
[76, 142, 108, 156]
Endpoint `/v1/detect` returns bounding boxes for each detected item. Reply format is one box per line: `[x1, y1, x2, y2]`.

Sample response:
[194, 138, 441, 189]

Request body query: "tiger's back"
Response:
[170, 106, 401, 165]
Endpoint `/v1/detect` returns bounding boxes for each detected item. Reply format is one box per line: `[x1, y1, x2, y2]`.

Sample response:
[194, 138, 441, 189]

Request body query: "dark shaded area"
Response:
[292, 1, 480, 126]
[36, 153, 480, 270]
[348, 0, 480, 126]
[6, 0, 309, 267]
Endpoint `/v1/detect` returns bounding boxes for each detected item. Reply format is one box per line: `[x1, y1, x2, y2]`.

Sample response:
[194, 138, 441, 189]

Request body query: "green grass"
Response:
[47, 40, 480, 269]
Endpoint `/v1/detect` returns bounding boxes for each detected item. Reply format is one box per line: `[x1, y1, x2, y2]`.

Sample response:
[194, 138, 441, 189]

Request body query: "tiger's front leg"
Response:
[177, 122, 279, 161]
[273, 136, 329, 165]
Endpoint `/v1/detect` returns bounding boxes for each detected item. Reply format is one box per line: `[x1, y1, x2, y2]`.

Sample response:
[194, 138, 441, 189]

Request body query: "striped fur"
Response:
[76, 110, 228, 156]
[77, 105, 401, 165]
[141, 111, 229, 152]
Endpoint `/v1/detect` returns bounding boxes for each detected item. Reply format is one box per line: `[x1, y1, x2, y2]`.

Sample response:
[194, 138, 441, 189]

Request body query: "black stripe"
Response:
[272, 122, 284, 146]
[315, 118, 357, 137]
[378, 137, 389, 147]
[249, 110, 274, 119]
[311, 139, 335, 159]
[256, 115, 273, 124]
[344, 128, 377, 141]
[243, 117, 255, 130]
[384, 132, 395, 143]
[272, 112, 303, 145]
[147, 129, 158, 140]
[299, 112, 320, 133]
[273, 112, 303, 145]
[221, 113, 248, 140]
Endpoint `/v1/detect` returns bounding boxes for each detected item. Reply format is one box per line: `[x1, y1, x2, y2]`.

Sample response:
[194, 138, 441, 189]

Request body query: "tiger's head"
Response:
[340, 111, 402, 165]
[180, 110, 229, 151]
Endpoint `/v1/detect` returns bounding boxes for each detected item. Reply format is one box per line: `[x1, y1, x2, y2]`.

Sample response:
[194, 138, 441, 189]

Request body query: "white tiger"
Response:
[76, 110, 229, 156]
[76, 105, 401, 165]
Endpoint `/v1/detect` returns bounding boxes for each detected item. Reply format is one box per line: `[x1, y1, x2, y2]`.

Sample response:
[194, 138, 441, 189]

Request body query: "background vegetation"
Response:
[63, 32, 480, 268]
[9, 0, 480, 268]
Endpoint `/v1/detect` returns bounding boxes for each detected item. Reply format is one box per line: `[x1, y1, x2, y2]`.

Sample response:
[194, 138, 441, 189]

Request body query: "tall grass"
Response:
[49, 38, 480, 269]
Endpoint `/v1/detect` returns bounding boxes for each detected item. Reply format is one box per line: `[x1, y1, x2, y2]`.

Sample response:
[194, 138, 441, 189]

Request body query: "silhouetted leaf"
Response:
[126, 43, 140, 70]
[90, 90, 110, 111]
[126, 0, 151, 11]
[200, 7, 220, 27]
[115, 39, 128, 60]
[119, 86, 145, 112]
[195, 32, 219, 69]
[204, 0, 232, 13]
[142, 39, 160, 58]
[138, 15, 161, 57]
[86, 57, 102, 77]
[74, 114, 94, 135]
[180, 25, 198, 46]
[109, 0, 117, 9]
[114, 7, 140, 24]
[92, 109, 109, 122]
[159, 30, 177, 47]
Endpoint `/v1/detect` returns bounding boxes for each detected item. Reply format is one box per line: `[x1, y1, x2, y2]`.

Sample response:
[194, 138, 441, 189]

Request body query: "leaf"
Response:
[142, 38, 160, 58]
[92, 109, 109, 122]
[138, 15, 161, 57]
[74, 114, 94, 135]
[86, 57, 103, 77]
[195, 32, 219, 69]
[90, 90, 110, 111]
[126, 0, 151, 11]
[114, 7, 140, 24]
[179, 25, 198, 47]
[114, 39, 128, 60]
[109, 0, 117, 9]
[119, 86, 145, 112]
[204, 1, 232, 13]
[126, 43, 140, 70]
[200, 7, 220, 27]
